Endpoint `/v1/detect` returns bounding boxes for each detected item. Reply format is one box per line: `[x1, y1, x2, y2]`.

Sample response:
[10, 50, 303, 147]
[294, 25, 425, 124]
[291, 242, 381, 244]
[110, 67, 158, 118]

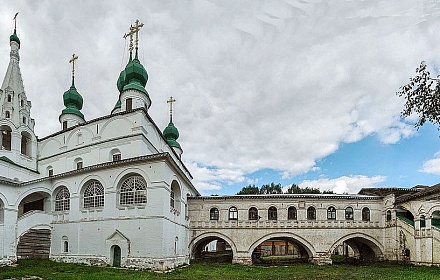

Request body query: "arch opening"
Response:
[396, 207, 414, 227]
[331, 236, 383, 264]
[18, 191, 50, 218]
[191, 236, 233, 263]
[432, 210, 440, 229]
[252, 237, 311, 265]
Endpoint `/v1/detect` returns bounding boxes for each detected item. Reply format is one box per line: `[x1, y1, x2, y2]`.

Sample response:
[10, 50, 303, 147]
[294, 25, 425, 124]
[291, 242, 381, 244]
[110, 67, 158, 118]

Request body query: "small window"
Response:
[229, 206, 238, 220]
[210, 207, 219, 220]
[327, 207, 336, 220]
[22, 117, 26, 124]
[420, 215, 426, 228]
[307, 206, 316, 220]
[288, 206, 297, 220]
[76, 161, 83, 170]
[5, 111, 10, 118]
[386, 210, 392, 221]
[64, 241, 69, 253]
[48, 169, 53, 177]
[112, 153, 121, 162]
[20, 100, 24, 107]
[268, 206, 277, 220]
[126, 98, 132, 111]
[63, 121, 67, 130]
[7, 95, 11, 102]
[345, 207, 354, 220]
[248, 207, 258, 220]
[362, 207, 370, 221]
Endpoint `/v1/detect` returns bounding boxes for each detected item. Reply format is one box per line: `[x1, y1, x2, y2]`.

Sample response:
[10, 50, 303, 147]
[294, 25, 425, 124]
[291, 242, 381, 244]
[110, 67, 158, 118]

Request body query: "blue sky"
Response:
[1, 1, 440, 195]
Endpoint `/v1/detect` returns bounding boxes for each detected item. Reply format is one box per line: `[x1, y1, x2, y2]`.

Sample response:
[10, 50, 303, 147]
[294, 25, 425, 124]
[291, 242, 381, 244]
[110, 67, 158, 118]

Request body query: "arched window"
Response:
[249, 207, 258, 220]
[1, 126, 12, 150]
[83, 180, 104, 209]
[170, 181, 181, 211]
[268, 206, 277, 220]
[62, 236, 69, 253]
[0, 199, 4, 223]
[386, 210, 392, 221]
[55, 187, 70, 211]
[229, 206, 238, 220]
[327, 206, 336, 220]
[119, 175, 147, 205]
[307, 206, 316, 220]
[74, 158, 83, 170]
[345, 207, 354, 220]
[210, 207, 219, 220]
[288, 206, 297, 220]
[110, 148, 121, 162]
[21, 131, 32, 156]
[362, 207, 370, 221]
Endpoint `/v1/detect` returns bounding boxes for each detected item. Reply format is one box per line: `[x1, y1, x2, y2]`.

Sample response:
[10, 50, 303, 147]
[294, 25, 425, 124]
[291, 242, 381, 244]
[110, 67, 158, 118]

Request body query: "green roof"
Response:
[10, 30, 20, 47]
[163, 121, 181, 149]
[61, 80, 84, 119]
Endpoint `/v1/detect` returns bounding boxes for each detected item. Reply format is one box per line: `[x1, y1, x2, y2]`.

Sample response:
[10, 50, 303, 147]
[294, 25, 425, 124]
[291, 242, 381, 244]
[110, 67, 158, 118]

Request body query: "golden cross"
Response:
[167, 96, 176, 122]
[69, 53, 78, 79]
[131, 19, 144, 50]
[123, 24, 135, 53]
[13, 12, 18, 31]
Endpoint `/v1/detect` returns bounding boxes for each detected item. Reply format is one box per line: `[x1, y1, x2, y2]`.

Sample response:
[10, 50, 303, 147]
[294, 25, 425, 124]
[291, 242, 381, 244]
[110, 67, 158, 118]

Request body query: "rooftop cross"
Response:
[123, 24, 135, 53]
[167, 96, 176, 122]
[69, 53, 78, 81]
[131, 19, 144, 51]
[13, 12, 18, 31]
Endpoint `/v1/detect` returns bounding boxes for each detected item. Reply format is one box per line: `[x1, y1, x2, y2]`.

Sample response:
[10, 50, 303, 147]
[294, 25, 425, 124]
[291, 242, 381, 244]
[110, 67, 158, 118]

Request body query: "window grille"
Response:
[268, 206, 277, 220]
[288, 206, 297, 220]
[229, 206, 238, 220]
[327, 207, 336, 220]
[83, 181, 104, 209]
[307, 206, 316, 220]
[248, 207, 258, 220]
[210, 208, 219, 220]
[55, 187, 70, 211]
[362, 207, 370, 221]
[345, 207, 354, 220]
[119, 176, 147, 205]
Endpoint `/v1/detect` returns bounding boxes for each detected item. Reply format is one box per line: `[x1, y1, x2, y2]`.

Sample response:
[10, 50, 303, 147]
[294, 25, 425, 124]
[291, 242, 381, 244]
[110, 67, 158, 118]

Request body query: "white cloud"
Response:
[0, 1, 437, 194]
[299, 175, 387, 194]
[420, 152, 440, 175]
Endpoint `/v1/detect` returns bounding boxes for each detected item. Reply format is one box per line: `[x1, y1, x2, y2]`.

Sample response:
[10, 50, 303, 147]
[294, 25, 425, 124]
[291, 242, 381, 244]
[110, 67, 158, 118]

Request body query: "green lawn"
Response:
[1, 260, 440, 280]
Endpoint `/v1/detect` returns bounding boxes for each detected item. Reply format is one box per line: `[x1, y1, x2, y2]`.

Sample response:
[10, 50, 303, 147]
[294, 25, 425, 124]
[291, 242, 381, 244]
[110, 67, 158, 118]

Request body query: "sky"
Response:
[1, 0, 440, 195]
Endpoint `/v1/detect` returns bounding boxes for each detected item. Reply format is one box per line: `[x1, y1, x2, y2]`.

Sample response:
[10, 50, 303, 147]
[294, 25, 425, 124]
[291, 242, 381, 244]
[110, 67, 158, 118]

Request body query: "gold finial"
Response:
[123, 24, 134, 53]
[167, 96, 176, 122]
[131, 19, 144, 50]
[13, 12, 18, 31]
[123, 20, 144, 54]
[69, 53, 78, 81]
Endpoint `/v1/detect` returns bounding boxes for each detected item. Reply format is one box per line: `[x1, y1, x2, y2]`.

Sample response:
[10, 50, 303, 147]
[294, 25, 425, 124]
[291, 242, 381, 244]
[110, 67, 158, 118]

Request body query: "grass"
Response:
[1, 259, 440, 280]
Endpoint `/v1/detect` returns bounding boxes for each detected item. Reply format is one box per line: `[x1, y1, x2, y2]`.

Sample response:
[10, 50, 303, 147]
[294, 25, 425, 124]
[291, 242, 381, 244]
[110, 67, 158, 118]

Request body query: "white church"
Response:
[1, 19, 440, 270]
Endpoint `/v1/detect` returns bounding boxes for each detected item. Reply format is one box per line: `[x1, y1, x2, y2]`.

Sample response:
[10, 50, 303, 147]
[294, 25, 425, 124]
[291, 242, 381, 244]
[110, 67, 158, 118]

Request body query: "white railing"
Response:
[190, 220, 380, 229]
[17, 210, 52, 237]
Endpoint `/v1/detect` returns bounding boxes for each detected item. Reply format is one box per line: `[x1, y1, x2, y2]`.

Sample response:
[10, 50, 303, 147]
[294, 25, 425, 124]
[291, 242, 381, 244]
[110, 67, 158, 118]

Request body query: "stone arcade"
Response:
[1, 21, 440, 270]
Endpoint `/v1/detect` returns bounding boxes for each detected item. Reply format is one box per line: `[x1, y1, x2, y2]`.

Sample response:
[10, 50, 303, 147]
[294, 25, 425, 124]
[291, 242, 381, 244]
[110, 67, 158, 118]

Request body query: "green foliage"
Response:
[397, 61, 440, 130]
[237, 184, 260, 195]
[1, 259, 440, 280]
[237, 183, 334, 195]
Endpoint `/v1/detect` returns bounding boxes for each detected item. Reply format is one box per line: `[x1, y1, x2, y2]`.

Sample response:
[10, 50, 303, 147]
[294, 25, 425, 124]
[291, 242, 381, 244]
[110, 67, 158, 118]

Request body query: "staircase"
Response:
[17, 229, 51, 259]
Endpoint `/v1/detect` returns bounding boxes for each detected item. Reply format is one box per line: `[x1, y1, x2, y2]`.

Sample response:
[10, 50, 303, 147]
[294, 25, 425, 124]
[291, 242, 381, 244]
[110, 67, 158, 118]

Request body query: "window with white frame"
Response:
[55, 187, 70, 211]
[119, 175, 147, 205]
[83, 180, 104, 209]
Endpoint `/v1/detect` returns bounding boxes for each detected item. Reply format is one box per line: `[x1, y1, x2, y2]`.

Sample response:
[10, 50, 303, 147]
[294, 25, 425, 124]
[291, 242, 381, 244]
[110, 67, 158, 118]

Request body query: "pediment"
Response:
[106, 229, 130, 242]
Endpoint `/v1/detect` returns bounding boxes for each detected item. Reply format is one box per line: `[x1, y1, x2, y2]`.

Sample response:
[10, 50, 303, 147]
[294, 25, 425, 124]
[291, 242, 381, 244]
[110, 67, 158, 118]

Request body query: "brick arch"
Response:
[328, 232, 384, 259]
[248, 232, 317, 258]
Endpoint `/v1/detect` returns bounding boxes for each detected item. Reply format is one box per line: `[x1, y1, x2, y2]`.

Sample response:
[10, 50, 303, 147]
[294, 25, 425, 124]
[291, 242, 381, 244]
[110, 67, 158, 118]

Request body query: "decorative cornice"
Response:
[189, 194, 381, 201]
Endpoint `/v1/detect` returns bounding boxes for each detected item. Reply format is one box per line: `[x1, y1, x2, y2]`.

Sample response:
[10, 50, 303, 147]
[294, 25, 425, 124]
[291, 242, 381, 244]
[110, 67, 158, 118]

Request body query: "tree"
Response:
[397, 61, 440, 130]
[260, 182, 283, 194]
[237, 184, 260, 195]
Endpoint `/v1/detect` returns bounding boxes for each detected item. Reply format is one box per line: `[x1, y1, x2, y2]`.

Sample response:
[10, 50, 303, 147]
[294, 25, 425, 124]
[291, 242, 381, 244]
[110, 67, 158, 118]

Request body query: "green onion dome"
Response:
[122, 52, 148, 94]
[62, 80, 84, 119]
[10, 30, 20, 47]
[163, 121, 181, 149]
